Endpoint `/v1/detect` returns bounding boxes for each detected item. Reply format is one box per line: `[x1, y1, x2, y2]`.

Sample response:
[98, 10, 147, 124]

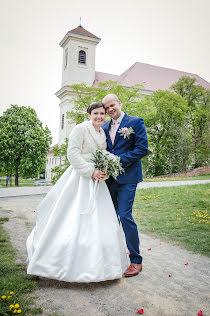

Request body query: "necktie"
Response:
[111, 121, 119, 144]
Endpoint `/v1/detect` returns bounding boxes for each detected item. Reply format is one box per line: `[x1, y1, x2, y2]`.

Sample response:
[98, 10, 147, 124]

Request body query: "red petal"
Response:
[159, 242, 162, 245]
[148, 233, 151, 235]
[137, 309, 144, 314]
[32, 211, 36, 213]
[148, 248, 151, 251]
[169, 274, 172, 277]
[197, 310, 203, 316]
[136, 213, 139, 215]
[126, 251, 130, 255]
[184, 262, 188, 266]
[140, 218, 142, 220]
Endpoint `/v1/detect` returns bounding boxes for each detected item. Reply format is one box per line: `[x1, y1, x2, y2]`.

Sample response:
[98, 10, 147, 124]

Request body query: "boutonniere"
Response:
[118, 127, 135, 139]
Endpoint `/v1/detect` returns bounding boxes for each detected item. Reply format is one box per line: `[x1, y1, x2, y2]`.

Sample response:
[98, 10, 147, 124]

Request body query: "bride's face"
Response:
[88, 107, 106, 129]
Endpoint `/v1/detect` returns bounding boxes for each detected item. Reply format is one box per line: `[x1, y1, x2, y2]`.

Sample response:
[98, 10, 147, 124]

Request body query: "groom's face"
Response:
[103, 97, 123, 120]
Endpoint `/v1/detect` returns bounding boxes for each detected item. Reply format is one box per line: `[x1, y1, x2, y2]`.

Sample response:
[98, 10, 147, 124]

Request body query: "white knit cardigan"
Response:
[67, 120, 107, 178]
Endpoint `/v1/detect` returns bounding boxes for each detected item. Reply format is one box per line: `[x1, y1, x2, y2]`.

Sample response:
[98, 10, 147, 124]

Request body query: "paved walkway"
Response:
[137, 179, 210, 189]
[0, 180, 210, 198]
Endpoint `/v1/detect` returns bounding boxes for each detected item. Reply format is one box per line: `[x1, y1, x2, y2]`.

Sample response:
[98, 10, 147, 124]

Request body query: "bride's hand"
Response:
[92, 170, 101, 180]
[92, 170, 107, 181]
[98, 171, 107, 180]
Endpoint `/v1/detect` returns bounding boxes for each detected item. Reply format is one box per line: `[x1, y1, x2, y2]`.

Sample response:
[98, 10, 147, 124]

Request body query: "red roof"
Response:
[93, 62, 210, 91]
[48, 144, 58, 154]
[93, 72, 120, 87]
[70, 25, 100, 40]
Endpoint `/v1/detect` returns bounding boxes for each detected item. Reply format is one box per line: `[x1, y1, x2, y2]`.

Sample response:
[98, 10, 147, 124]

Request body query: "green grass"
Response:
[0, 217, 42, 315]
[0, 178, 36, 188]
[133, 184, 210, 256]
[144, 173, 210, 182]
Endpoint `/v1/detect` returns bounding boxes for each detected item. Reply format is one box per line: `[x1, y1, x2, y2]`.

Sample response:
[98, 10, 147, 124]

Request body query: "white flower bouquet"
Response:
[92, 149, 124, 180]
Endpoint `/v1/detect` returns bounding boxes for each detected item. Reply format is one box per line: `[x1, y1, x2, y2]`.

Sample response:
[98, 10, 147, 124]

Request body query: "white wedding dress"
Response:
[26, 120, 128, 282]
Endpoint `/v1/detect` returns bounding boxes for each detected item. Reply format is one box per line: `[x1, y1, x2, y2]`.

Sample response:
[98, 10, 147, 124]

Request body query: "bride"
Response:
[26, 102, 128, 283]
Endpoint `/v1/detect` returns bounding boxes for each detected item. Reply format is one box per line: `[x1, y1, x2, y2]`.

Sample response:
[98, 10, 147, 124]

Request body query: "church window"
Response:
[78, 50, 86, 64]
[61, 114, 65, 130]
[64, 48, 68, 69]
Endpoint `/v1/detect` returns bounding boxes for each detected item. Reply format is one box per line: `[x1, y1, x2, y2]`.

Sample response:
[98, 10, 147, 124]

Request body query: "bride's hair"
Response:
[87, 102, 105, 114]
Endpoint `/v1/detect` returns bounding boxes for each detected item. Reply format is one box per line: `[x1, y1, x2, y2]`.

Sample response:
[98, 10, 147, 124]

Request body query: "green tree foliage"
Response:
[51, 138, 70, 184]
[142, 90, 189, 176]
[171, 76, 210, 168]
[0, 105, 52, 186]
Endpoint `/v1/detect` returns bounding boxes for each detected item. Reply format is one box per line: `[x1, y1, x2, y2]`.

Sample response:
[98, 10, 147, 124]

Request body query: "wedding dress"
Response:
[26, 120, 128, 282]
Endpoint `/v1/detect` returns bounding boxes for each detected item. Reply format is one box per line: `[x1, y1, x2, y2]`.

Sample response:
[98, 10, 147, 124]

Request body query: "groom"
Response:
[102, 94, 148, 277]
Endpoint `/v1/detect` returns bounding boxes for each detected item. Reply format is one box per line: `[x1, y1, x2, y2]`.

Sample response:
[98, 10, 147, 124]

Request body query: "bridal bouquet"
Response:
[92, 149, 124, 180]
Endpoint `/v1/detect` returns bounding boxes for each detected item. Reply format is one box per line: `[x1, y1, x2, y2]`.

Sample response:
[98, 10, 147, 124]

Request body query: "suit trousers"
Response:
[106, 177, 142, 264]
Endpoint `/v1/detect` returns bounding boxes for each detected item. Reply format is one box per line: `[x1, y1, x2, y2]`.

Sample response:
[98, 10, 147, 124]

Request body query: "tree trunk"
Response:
[15, 168, 19, 186]
[10, 173, 12, 186]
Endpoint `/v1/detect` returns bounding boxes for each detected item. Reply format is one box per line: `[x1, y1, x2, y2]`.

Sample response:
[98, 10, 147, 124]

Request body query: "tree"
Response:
[141, 90, 189, 176]
[171, 76, 210, 168]
[0, 105, 52, 186]
[51, 138, 70, 184]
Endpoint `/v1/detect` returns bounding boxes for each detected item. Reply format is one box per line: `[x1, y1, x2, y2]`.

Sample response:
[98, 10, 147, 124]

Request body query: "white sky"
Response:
[0, 0, 210, 145]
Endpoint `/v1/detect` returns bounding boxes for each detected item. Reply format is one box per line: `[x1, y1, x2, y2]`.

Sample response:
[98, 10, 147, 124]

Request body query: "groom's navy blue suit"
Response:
[102, 113, 148, 264]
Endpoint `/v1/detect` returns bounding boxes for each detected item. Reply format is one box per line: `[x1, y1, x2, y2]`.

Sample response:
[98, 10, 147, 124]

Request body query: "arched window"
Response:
[78, 50, 86, 64]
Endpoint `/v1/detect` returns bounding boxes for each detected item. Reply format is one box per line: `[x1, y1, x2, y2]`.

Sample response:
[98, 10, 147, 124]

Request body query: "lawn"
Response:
[133, 184, 210, 257]
[0, 218, 42, 315]
[0, 179, 35, 188]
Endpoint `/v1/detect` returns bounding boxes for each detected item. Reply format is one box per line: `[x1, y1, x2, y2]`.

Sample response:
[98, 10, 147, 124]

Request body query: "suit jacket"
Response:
[102, 113, 148, 184]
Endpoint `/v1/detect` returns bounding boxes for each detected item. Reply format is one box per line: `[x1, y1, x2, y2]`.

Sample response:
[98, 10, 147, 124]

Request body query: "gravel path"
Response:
[0, 182, 210, 316]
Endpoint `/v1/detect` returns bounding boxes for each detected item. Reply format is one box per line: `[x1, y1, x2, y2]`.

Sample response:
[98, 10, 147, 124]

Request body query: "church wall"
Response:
[58, 94, 76, 146]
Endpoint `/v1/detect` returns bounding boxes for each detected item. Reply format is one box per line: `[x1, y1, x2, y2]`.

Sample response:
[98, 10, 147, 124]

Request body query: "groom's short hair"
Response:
[102, 94, 120, 103]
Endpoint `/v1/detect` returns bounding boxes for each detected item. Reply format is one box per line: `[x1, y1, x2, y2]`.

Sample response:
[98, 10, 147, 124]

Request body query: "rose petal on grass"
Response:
[197, 310, 203, 316]
[148, 248, 151, 251]
[169, 274, 172, 277]
[140, 218, 142, 221]
[159, 242, 162, 245]
[32, 211, 36, 213]
[184, 262, 189, 266]
[136, 213, 139, 215]
[148, 233, 151, 236]
[137, 308, 144, 314]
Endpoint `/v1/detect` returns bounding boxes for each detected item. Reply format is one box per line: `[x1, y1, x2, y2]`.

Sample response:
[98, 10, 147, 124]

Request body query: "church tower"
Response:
[55, 25, 101, 145]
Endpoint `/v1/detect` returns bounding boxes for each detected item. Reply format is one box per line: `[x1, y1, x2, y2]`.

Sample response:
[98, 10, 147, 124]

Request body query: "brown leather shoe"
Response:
[124, 263, 142, 277]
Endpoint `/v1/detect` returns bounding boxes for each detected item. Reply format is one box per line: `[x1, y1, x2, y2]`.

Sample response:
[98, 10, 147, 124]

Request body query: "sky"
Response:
[0, 0, 210, 145]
